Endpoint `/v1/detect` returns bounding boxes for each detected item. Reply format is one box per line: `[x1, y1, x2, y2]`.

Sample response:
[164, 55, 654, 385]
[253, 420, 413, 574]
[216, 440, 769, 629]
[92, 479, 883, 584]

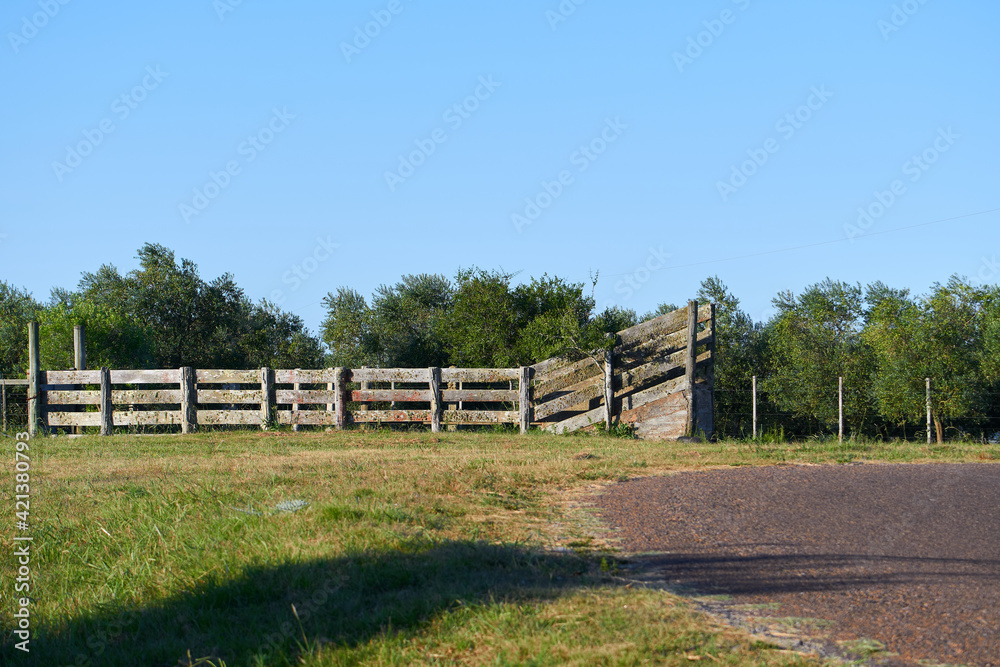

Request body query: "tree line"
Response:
[2, 243, 998, 441]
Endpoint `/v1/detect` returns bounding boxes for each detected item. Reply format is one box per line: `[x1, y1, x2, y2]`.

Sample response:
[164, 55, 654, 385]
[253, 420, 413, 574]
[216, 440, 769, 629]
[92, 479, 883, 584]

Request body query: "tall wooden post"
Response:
[429, 367, 442, 433]
[752, 375, 757, 439]
[181, 367, 196, 434]
[72, 325, 86, 434]
[99, 367, 113, 436]
[27, 322, 40, 437]
[838, 376, 844, 444]
[261, 367, 273, 430]
[1, 379, 7, 433]
[334, 368, 346, 430]
[518, 366, 532, 434]
[685, 300, 698, 437]
[291, 369, 301, 432]
[926, 378, 932, 445]
[604, 347, 614, 431]
[708, 303, 716, 440]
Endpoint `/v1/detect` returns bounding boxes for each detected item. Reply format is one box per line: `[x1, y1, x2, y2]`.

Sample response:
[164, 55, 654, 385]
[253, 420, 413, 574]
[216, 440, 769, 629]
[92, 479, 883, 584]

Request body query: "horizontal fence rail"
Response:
[23, 302, 716, 440]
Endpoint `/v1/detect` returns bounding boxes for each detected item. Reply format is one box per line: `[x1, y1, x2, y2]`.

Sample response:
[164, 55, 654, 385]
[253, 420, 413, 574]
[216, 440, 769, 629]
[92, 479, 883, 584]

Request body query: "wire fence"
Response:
[1, 380, 28, 434]
[714, 381, 1000, 443]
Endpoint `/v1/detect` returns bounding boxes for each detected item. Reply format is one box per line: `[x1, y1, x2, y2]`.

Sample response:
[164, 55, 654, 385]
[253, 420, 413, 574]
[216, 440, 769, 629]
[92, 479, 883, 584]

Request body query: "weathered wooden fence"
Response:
[23, 302, 714, 440]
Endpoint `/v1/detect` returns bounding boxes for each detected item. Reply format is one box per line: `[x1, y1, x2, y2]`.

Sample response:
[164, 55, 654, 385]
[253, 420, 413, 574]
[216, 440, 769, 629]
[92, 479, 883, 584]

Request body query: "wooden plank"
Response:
[100, 367, 113, 436]
[277, 410, 339, 426]
[198, 389, 262, 404]
[197, 410, 261, 426]
[350, 410, 432, 423]
[45, 390, 101, 406]
[617, 307, 689, 348]
[116, 411, 185, 426]
[440, 389, 516, 402]
[350, 389, 432, 403]
[697, 302, 713, 324]
[181, 367, 196, 434]
[0, 378, 30, 386]
[442, 410, 518, 424]
[277, 389, 349, 405]
[545, 404, 605, 435]
[47, 412, 101, 427]
[195, 369, 260, 384]
[111, 369, 182, 384]
[614, 355, 685, 395]
[42, 370, 101, 385]
[348, 368, 430, 383]
[620, 374, 688, 413]
[273, 369, 336, 384]
[334, 367, 346, 430]
[533, 359, 602, 400]
[440, 368, 520, 383]
[615, 328, 687, 367]
[533, 376, 603, 421]
[519, 366, 532, 434]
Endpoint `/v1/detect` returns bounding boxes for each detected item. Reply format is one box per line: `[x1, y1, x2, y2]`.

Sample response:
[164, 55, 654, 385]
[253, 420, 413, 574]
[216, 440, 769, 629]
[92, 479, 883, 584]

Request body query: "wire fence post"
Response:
[926, 377, 932, 445]
[752, 375, 757, 439]
[838, 376, 844, 444]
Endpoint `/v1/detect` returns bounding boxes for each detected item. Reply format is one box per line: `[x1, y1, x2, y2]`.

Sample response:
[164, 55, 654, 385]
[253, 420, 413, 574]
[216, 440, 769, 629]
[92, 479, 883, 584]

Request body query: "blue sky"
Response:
[2, 0, 998, 333]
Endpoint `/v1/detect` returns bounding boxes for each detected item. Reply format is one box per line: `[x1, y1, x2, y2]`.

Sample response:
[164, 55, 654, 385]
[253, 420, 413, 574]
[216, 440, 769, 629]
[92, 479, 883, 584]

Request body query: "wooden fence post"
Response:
[73, 324, 86, 434]
[27, 322, 40, 437]
[261, 367, 273, 430]
[291, 368, 301, 432]
[1, 379, 6, 433]
[685, 300, 698, 437]
[334, 368, 346, 430]
[752, 375, 757, 440]
[838, 376, 844, 443]
[326, 368, 334, 414]
[519, 366, 532, 434]
[604, 347, 614, 431]
[926, 378, 932, 445]
[429, 367, 441, 433]
[100, 367, 113, 436]
[181, 367, 196, 434]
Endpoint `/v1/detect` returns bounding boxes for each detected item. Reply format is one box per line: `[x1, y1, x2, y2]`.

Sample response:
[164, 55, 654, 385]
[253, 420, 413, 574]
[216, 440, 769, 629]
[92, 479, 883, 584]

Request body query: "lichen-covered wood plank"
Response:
[618, 374, 688, 412]
[43, 370, 102, 385]
[45, 390, 101, 405]
[196, 410, 261, 425]
[533, 376, 603, 420]
[116, 410, 186, 426]
[440, 389, 516, 402]
[114, 389, 184, 405]
[614, 356, 685, 396]
[350, 389, 432, 403]
[276, 390, 345, 405]
[617, 308, 689, 348]
[440, 368, 520, 383]
[348, 368, 430, 383]
[349, 410, 432, 423]
[545, 404, 605, 434]
[47, 412, 101, 426]
[441, 410, 518, 424]
[273, 369, 336, 384]
[198, 389, 263, 404]
[533, 360, 601, 400]
[195, 369, 260, 384]
[277, 411, 338, 426]
[111, 369, 183, 384]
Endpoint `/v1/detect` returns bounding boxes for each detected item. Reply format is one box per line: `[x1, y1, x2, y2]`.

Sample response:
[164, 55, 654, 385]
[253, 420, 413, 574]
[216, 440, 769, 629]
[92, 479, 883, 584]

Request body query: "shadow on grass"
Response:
[4, 541, 592, 667]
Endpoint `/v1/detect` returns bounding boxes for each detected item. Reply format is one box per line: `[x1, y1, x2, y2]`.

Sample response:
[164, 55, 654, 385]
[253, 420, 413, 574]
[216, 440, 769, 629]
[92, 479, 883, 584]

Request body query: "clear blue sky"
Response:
[2, 0, 998, 333]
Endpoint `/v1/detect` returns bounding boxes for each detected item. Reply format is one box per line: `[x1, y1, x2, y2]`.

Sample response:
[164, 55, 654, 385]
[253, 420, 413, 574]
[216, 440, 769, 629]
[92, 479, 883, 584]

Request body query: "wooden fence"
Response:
[23, 301, 714, 440]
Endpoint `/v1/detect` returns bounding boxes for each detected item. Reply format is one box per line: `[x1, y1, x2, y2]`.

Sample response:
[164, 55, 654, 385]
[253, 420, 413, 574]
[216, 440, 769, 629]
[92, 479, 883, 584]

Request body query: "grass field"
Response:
[2, 428, 997, 666]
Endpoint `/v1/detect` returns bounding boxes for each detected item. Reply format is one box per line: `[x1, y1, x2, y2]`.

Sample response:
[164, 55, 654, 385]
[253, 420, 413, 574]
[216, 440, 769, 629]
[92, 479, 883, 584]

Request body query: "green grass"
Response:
[1, 428, 996, 666]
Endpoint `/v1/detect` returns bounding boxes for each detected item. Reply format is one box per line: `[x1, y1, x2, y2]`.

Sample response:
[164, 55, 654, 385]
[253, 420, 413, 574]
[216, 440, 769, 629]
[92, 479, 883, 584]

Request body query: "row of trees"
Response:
[1, 244, 324, 377]
[3, 242, 998, 441]
[706, 276, 1000, 442]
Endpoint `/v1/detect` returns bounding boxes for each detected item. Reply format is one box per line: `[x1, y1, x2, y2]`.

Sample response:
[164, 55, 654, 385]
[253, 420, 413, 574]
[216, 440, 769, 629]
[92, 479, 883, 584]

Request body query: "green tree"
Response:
[0, 282, 40, 378]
